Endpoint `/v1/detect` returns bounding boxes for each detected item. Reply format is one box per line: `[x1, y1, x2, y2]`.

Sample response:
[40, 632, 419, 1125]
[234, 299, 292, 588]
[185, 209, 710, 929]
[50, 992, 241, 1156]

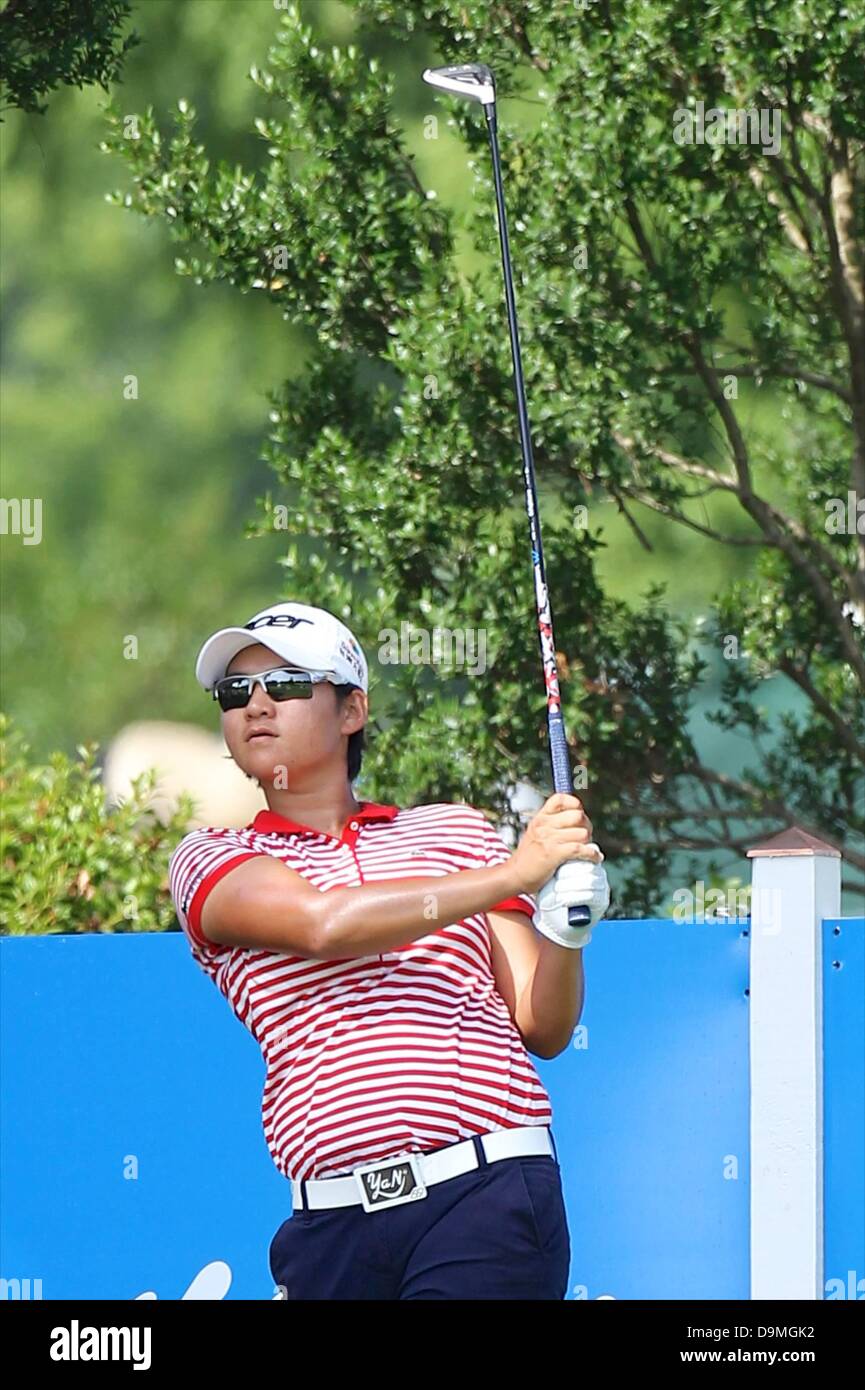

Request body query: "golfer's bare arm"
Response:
[198, 793, 595, 960]
[200, 855, 526, 959]
[488, 907, 585, 1059]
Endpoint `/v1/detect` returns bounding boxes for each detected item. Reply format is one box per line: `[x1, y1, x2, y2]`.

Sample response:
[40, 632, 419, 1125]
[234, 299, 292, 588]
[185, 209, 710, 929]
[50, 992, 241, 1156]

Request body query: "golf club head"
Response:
[422, 63, 495, 107]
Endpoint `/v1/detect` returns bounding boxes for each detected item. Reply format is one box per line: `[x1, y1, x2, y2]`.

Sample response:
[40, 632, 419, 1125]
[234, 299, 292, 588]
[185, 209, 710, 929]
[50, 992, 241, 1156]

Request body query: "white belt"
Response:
[290, 1125, 556, 1214]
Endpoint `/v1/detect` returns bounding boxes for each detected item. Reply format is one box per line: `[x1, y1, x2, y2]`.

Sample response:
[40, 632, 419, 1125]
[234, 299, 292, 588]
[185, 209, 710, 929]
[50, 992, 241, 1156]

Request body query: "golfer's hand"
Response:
[533, 856, 611, 949]
[510, 793, 600, 896]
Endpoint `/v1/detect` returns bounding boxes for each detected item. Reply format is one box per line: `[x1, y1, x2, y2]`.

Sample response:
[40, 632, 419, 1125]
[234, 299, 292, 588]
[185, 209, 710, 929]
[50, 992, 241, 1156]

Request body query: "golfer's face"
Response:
[220, 642, 342, 784]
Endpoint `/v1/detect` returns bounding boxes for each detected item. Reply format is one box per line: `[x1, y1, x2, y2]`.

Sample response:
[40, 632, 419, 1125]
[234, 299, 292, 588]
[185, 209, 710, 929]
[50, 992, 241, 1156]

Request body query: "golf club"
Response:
[422, 62, 591, 928]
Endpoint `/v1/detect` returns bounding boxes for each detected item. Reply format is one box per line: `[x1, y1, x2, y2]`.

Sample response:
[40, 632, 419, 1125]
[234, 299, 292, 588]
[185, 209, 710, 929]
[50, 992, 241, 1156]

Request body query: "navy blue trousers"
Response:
[270, 1136, 571, 1300]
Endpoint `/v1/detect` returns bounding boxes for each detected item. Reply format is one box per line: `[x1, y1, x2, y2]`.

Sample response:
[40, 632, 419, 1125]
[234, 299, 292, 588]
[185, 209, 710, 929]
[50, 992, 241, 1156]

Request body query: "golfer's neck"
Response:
[263, 775, 363, 838]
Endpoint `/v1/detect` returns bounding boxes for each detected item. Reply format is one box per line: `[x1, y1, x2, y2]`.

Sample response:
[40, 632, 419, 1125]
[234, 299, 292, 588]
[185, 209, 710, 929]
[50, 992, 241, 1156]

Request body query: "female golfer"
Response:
[168, 600, 609, 1300]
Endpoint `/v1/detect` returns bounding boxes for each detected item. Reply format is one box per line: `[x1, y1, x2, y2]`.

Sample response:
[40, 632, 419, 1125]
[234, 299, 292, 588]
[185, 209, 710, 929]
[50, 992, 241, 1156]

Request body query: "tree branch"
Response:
[499, 3, 551, 72]
[685, 762, 865, 872]
[709, 362, 852, 406]
[607, 482, 654, 551]
[617, 190, 864, 642]
[747, 162, 812, 257]
[776, 656, 865, 763]
[622, 489, 765, 547]
[612, 431, 738, 491]
[682, 330, 865, 680]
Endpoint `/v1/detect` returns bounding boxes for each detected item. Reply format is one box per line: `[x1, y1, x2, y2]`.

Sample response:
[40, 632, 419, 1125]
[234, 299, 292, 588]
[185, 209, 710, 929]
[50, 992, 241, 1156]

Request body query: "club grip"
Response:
[546, 712, 591, 928]
[547, 710, 572, 795]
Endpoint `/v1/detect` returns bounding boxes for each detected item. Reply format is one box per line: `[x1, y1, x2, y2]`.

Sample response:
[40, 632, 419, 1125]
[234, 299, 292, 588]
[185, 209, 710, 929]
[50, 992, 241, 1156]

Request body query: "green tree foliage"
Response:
[98, 0, 864, 911]
[1, 0, 294, 746]
[0, 0, 140, 119]
[0, 714, 193, 934]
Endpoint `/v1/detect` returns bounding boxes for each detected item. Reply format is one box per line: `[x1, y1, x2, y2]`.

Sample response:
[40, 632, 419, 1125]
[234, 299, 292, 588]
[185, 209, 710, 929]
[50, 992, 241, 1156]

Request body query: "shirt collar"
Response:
[250, 801, 399, 839]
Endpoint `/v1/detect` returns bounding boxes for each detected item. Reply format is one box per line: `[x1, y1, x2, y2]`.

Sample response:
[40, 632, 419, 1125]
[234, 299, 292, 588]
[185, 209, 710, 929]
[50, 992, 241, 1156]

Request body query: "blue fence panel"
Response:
[3, 921, 749, 1299]
[822, 917, 865, 1300]
[1, 934, 288, 1300]
[546, 917, 750, 1299]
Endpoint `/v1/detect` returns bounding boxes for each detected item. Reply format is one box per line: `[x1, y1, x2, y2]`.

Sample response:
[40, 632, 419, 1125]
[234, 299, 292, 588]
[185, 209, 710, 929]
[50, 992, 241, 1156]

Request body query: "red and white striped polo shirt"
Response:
[168, 800, 552, 1181]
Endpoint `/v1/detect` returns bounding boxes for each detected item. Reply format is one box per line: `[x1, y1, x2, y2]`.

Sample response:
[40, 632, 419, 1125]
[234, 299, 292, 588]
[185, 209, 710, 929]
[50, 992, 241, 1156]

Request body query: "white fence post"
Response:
[747, 826, 842, 1301]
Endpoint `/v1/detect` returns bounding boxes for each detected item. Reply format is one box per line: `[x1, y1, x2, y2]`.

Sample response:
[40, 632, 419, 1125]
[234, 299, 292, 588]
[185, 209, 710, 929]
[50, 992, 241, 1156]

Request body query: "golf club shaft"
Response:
[483, 105, 591, 928]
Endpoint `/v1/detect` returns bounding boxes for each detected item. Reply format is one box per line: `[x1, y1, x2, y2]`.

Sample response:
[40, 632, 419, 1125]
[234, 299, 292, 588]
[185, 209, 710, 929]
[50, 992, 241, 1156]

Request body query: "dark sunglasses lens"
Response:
[216, 678, 252, 710]
[266, 674, 313, 700]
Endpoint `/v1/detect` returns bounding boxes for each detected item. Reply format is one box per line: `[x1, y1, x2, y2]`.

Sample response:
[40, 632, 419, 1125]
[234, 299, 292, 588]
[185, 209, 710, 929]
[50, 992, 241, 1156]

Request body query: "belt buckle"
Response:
[353, 1151, 428, 1213]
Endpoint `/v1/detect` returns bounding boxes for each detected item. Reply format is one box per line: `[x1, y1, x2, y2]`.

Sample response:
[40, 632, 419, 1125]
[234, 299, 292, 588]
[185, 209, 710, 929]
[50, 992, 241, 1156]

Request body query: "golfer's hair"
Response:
[333, 682, 365, 782]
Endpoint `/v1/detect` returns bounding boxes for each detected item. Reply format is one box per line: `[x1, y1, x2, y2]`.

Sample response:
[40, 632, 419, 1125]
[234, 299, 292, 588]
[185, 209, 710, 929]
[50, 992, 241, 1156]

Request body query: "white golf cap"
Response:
[195, 601, 368, 692]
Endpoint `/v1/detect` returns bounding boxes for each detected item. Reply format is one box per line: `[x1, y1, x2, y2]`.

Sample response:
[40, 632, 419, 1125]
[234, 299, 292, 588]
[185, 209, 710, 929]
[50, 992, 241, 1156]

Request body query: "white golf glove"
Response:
[533, 850, 611, 949]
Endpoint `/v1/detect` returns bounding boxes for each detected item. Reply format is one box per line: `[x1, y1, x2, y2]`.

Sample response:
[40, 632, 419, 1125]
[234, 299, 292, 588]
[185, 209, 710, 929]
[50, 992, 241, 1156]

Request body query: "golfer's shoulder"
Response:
[398, 799, 488, 826]
[398, 800, 508, 850]
[167, 821, 263, 879]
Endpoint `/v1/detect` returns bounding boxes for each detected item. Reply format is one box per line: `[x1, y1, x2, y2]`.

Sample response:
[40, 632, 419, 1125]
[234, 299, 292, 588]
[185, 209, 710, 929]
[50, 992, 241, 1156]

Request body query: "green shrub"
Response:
[0, 712, 193, 936]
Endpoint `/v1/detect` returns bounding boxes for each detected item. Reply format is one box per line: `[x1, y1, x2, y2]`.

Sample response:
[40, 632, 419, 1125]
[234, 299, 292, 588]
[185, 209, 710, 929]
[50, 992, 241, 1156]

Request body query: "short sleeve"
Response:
[168, 827, 267, 952]
[473, 810, 537, 923]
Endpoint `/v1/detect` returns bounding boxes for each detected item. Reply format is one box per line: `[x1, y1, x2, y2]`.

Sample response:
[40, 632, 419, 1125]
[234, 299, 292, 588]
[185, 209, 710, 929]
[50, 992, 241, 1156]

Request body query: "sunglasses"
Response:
[212, 667, 333, 711]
